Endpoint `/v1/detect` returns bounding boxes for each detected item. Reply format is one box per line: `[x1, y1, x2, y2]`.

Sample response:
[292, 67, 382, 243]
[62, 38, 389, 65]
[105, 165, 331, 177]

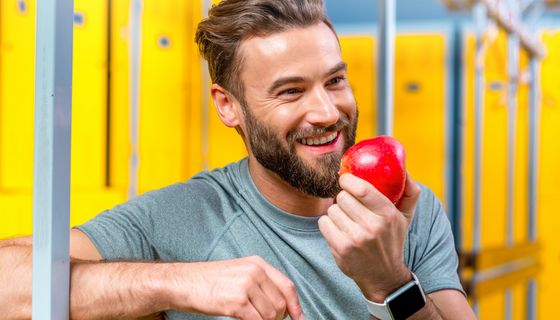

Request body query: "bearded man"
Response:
[0, 0, 476, 319]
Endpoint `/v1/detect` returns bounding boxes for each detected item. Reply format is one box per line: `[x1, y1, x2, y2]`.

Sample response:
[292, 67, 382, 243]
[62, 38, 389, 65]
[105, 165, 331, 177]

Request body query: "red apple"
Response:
[339, 136, 406, 204]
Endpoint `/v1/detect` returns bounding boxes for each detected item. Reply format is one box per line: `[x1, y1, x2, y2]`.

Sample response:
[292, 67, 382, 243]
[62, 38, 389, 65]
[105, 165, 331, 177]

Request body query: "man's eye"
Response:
[280, 88, 302, 95]
[328, 76, 345, 86]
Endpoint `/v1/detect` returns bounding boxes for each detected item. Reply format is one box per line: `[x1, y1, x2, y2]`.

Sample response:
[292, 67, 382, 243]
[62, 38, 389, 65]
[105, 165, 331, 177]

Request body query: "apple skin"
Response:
[339, 136, 406, 204]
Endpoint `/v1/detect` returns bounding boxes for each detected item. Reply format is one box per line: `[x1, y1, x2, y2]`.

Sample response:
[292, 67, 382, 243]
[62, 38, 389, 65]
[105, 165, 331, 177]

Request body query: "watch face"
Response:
[387, 283, 426, 320]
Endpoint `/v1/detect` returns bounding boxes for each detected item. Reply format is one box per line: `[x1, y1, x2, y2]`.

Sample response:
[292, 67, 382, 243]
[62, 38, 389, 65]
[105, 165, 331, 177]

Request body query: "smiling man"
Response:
[0, 0, 476, 319]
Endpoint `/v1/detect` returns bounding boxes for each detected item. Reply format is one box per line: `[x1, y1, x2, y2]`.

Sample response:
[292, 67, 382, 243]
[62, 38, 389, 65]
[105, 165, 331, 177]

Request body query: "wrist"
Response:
[359, 267, 412, 303]
[147, 263, 178, 311]
[363, 271, 427, 320]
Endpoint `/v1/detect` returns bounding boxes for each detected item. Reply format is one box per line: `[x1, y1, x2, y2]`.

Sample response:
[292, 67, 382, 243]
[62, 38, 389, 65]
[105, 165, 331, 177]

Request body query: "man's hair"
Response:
[195, 0, 336, 102]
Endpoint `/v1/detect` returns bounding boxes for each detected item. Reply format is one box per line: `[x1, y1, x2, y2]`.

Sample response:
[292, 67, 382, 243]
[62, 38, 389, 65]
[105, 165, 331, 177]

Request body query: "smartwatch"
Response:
[363, 272, 426, 320]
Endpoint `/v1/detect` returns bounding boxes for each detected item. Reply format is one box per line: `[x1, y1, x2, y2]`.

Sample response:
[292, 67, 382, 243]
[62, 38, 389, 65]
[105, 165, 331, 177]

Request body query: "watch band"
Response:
[363, 272, 424, 320]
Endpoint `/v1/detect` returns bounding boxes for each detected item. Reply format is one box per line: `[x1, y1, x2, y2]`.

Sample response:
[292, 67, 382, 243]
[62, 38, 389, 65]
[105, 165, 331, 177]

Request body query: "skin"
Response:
[0, 22, 476, 319]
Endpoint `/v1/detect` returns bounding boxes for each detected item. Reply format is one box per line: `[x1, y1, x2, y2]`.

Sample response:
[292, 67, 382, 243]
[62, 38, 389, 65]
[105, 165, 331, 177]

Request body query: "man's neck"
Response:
[247, 157, 333, 217]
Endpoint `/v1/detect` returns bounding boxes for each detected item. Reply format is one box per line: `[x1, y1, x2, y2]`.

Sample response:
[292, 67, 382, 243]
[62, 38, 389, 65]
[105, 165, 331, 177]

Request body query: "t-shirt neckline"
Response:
[236, 158, 322, 232]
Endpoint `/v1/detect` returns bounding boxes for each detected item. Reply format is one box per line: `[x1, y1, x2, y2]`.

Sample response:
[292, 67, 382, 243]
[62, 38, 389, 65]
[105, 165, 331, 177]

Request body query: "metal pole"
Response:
[504, 2, 520, 318]
[447, 23, 465, 250]
[473, 1, 486, 256]
[527, 29, 541, 320]
[376, 0, 395, 136]
[128, 0, 143, 198]
[32, 0, 74, 318]
[201, 0, 212, 170]
[523, 3, 543, 319]
[505, 0, 519, 250]
[472, 3, 487, 315]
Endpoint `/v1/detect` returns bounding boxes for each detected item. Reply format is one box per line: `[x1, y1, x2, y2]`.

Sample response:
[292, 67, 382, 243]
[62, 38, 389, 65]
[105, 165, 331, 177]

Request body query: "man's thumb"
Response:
[396, 173, 422, 222]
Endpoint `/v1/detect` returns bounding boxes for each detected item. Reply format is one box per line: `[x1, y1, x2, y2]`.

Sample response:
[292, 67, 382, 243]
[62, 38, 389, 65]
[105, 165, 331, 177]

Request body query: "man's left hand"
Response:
[318, 172, 422, 302]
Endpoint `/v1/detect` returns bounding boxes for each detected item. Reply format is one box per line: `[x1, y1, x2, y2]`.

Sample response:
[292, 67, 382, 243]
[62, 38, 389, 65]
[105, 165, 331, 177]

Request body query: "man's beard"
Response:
[242, 104, 358, 198]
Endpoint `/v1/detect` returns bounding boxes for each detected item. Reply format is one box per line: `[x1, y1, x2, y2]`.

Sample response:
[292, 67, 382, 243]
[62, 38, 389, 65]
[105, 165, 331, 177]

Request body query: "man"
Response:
[0, 0, 476, 319]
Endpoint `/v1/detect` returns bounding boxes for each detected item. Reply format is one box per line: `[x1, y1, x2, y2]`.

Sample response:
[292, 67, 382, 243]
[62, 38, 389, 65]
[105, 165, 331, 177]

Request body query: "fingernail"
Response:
[299, 315, 307, 320]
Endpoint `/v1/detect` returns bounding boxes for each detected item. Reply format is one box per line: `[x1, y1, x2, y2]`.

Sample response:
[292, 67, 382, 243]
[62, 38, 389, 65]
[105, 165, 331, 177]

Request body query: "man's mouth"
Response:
[297, 131, 339, 146]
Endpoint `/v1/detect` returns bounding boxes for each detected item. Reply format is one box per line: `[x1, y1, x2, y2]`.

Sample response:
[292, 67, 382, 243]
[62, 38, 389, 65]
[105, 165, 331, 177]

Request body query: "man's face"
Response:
[237, 23, 358, 198]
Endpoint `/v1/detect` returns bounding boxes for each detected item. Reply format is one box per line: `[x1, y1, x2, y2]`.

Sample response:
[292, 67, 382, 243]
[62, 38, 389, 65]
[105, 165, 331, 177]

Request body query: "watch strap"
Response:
[364, 296, 392, 320]
[363, 272, 424, 320]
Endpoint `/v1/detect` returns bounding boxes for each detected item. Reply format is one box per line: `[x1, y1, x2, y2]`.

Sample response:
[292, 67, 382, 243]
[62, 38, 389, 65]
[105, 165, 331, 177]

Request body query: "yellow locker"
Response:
[108, 0, 131, 190]
[394, 33, 447, 201]
[71, 0, 109, 190]
[108, 0, 208, 191]
[462, 31, 510, 319]
[0, 0, 37, 238]
[109, 0, 209, 191]
[137, 0, 192, 193]
[538, 28, 560, 320]
[185, 0, 204, 177]
[461, 28, 558, 319]
[0, 0, 108, 192]
[0, 0, 126, 237]
[0, 193, 32, 239]
[0, 0, 35, 191]
[340, 36, 377, 142]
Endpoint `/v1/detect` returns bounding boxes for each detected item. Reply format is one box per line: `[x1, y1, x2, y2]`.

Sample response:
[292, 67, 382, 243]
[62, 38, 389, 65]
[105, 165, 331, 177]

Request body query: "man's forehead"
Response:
[238, 23, 342, 81]
[240, 23, 339, 55]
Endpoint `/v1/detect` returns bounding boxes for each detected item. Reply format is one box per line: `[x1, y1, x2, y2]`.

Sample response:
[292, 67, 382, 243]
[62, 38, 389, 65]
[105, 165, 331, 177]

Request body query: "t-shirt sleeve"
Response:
[75, 194, 159, 261]
[407, 186, 465, 296]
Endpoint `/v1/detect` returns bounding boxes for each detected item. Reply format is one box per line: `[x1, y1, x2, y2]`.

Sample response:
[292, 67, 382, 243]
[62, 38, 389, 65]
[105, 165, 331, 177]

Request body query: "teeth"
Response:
[299, 132, 337, 146]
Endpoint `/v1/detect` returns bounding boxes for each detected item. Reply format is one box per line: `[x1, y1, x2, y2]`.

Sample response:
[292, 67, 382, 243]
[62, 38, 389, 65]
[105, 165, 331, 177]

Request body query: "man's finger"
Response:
[326, 204, 362, 236]
[235, 299, 263, 320]
[338, 174, 393, 212]
[248, 284, 279, 320]
[258, 275, 289, 319]
[318, 215, 353, 256]
[395, 173, 421, 222]
[335, 191, 384, 227]
[252, 258, 306, 320]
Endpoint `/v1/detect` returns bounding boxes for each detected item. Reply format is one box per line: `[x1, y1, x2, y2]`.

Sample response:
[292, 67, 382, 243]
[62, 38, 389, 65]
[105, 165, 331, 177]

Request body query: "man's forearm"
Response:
[70, 261, 170, 319]
[0, 243, 169, 319]
[0, 244, 33, 319]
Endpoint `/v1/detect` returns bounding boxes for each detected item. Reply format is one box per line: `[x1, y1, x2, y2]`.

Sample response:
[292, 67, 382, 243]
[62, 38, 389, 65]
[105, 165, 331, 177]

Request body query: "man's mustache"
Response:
[287, 114, 350, 143]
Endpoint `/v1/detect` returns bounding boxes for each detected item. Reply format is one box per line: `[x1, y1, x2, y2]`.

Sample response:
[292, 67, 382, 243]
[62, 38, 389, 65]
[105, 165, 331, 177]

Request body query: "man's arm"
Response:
[404, 289, 475, 320]
[0, 230, 305, 320]
[319, 174, 476, 319]
[0, 230, 165, 319]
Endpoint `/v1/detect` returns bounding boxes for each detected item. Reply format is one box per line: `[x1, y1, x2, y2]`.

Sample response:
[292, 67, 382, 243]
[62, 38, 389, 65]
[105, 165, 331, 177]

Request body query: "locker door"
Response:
[340, 35, 377, 142]
[0, 0, 35, 238]
[137, 0, 191, 194]
[394, 33, 447, 201]
[538, 28, 560, 320]
[462, 30, 543, 319]
[0, 0, 35, 192]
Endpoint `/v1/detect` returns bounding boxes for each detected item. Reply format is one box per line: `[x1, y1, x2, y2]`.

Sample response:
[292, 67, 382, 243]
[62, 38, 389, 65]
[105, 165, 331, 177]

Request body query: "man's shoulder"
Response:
[409, 183, 446, 233]
[143, 158, 247, 204]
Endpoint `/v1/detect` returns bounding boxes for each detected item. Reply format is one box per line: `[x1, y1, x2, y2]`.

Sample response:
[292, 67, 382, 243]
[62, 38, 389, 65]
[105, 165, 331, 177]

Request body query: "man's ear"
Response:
[211, 83, 241, 128]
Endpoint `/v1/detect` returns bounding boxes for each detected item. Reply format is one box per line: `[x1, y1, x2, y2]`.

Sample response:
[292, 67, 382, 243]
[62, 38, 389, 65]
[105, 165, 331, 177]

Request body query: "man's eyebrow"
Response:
[267, 61, 347, 95]
[267, 76, 306, 95]
[325, 61, 347, 77]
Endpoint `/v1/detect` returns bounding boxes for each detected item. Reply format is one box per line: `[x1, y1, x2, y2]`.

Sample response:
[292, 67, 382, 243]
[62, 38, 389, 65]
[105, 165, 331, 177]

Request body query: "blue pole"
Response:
[376, 0, 395, 136]
[32, 0, 74, 318]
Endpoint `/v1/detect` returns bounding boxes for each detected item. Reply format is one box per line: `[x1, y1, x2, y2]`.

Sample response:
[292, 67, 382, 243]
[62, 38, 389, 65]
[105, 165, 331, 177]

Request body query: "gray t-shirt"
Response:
[78, 158, 464, 319]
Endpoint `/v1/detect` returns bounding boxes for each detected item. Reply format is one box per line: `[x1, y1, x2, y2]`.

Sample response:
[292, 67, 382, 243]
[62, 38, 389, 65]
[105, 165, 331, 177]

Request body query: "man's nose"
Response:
[304, 86, 340, 126]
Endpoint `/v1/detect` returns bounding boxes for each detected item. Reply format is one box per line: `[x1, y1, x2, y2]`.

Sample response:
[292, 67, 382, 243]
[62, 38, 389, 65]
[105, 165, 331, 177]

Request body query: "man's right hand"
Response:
[0, 231, 305, 320]
[167, 255, 306, 320]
